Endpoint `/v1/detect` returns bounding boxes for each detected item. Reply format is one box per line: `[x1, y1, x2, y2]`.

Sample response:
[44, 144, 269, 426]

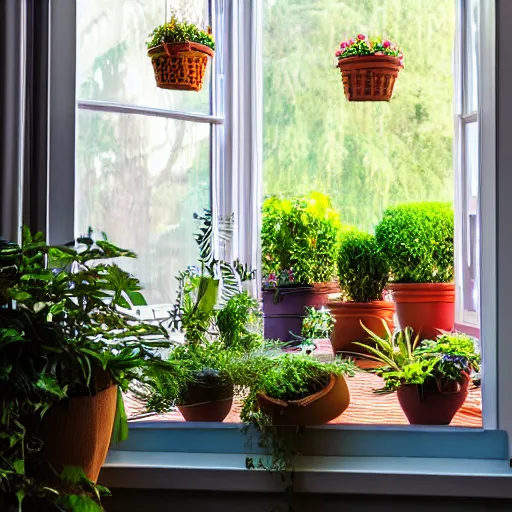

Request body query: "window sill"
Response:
[100, 451, 512, 498]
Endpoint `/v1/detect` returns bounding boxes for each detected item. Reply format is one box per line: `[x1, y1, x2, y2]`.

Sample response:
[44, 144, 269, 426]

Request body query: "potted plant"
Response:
[0, 230, 170, 510]
[239, 353, 356, 472]
[335, 34, 404, 101]
[147, 13, 215, 92]
[375, 202, 454, 339]
[261, 192, 341, 342]
[142, 210, 261, 422]
[328, 229, 394, 353]
[355, 325, 479, 425]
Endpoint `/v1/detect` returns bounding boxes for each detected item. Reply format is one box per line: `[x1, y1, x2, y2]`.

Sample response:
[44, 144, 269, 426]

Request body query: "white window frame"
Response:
[45, 0, 512, 495]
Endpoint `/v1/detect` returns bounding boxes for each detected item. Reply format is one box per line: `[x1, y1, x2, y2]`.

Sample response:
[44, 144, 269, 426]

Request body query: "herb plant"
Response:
[147, 13, 215, 51]
[353, 323, 480, 393]
[375, 202, 454, 283]
[337, 229, 389, 302]
[0, 228, 170, 510]
[261, 192, 341, 286]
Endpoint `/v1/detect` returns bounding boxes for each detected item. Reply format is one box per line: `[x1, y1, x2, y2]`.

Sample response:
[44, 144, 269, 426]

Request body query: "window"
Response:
[75, 0, 221, 304]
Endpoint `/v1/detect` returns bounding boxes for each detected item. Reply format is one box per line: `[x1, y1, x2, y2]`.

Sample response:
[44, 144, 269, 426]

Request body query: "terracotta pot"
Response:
[397, 374, 470, 425]
[389, 282, 455, 340]
[262, 282, 340, 342]
[337, 55, 402, 101]
[148, 42, 214, 92]
[328, 300, 395, 353]
[257, 373, 350, 426]
[37, 382, 118, 483]
[178, 380, 234, 422]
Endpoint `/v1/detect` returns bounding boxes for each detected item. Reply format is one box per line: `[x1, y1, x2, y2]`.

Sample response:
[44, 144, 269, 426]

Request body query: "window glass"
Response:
[263, 0, 455, 232]
[464, 0, 479, 114]
[75, 110, 210, 304]
[77, 0, 211, 114]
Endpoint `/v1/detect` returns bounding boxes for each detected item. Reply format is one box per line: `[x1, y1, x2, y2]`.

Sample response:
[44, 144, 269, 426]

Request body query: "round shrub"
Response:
[261, 192, 341, 285]
[375, 202, 454, 283]
[337, 229, 389, 302]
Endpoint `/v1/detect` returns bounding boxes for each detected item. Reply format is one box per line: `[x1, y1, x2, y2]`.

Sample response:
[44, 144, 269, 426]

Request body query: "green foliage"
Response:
[301, 306, 335, 341]
[261, 192, 341, 285]
[0, 228, 171, 509]
[354, 323, 480, 392]
[146, 13, 215, 50]
[337, 229, 389, 302]
[375, 202, 454, 283]
[336, 34, 402, 60]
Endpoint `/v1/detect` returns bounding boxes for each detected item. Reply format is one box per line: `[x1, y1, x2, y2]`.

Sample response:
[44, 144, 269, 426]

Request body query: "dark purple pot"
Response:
[262, 283, 339, 342]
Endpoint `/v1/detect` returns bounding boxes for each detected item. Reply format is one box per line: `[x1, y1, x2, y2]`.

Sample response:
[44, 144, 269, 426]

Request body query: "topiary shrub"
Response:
[261, 192, 341, 286]
[337, 229, 389, 302]
[375, 202, 454, 283]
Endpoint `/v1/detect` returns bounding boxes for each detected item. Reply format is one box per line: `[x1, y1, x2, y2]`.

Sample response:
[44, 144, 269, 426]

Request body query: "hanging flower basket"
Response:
[335, 34, 404, 102]
[147, 15, 215, 92]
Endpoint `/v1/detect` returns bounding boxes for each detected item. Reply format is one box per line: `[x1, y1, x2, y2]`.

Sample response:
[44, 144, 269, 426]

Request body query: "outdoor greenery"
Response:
[337, 229, 389, 302]
[146, 13, 215, 50]
[335, 33, 403, 61]
[375, 202, 454, 283]
[0, 229, 170, 511]
[264, 0, 454, 232]
[354, 323, 479, 392]
[261, 193, 341, 285]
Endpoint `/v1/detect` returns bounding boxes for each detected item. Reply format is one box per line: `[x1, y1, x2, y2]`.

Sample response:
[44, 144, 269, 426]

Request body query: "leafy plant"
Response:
[261, 192, 341, 286]
[335, 33, 403, 65]
[337, 229, 389, 302]
[146, 12, 215, 51]
[375, 202, 454, 283]
[353, 323, 480, 392]
[0, 228, 171, 510]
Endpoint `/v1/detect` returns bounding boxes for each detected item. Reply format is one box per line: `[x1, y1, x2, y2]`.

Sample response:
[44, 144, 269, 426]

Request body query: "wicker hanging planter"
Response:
[335, 34, 403, 102]
[148, 42, 214, 92]
[337, 55, 402, 102]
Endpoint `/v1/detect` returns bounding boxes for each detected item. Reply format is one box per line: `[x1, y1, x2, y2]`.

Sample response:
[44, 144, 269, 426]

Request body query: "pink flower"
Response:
[349, 38, 355, 45]
[335, 50, 342, 56]
[383, 40, 391, 48]
[340, 41, 348, 49]
[357, 33, 365, 40]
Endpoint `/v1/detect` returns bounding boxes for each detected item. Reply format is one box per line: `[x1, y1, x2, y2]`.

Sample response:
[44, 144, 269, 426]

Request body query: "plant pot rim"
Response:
[178, 395, 233, 408]
[148, 41, 215, 58]
[338, 54, 402, 65]
[388, 282, 455, 290]
[327, 299, 394, 309]
[258, 373, 337, 408]
[262, 281, 338, 292]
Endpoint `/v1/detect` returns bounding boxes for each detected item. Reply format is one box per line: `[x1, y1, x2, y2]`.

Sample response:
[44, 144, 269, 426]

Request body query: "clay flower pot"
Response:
[397, 373, 470, 425]
[389, 282, 455, 340]
[262, 282, 339, 342]
[337, 55, 402, 101]
[148, 41, 214, 92]
[257, 373, 350, 426]
[178, 380, 234, 422]
[328, 300, 395, 353]
[36, 378, 118, 483]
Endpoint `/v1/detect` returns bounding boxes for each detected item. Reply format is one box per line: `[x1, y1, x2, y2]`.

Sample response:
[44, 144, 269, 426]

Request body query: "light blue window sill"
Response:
[100, 423, 512, 497]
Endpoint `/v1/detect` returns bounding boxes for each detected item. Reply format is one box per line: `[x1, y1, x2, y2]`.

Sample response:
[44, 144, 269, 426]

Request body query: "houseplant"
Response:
[0, 229, 170, 510]
[354, 324, 479, 425]
[147, 13, 215, 91]
[375, 202, 454, 339]
[328, 229, 394, 353]
[261, 192, 341, 342]
[335, 34, 404, 101]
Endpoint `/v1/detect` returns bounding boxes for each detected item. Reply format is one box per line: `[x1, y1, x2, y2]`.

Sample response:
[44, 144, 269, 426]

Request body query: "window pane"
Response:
[464, 121, 479, 313]
[464, 0, 479, 114]
[263, 0, 455, 232]
[77, 0, 211, 114]
[75, 110, 210, 304]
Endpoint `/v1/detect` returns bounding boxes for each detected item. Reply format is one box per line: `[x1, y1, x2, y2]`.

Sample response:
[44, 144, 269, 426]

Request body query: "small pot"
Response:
[389, 282, 455, 340]
[337, 55, 402, 101]
[257, 373, 350, 426]
[178, 380, 234, 422]
[262, 282, 339, 342]
[397, 374, 470, 425]
[328, 300, 395, 353]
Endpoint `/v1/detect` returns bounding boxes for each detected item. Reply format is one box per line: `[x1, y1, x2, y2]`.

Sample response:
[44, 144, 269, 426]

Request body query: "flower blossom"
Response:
[357, 33, 365, 40]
